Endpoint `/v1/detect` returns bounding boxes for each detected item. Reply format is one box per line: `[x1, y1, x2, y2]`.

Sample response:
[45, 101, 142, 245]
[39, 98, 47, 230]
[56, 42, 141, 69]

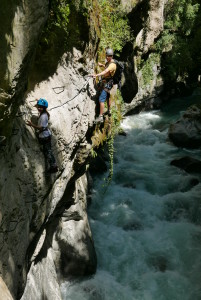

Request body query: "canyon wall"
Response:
[121, 0, 166, 112]
[0, 1, 99, 298]
[1, 0, 199, 298]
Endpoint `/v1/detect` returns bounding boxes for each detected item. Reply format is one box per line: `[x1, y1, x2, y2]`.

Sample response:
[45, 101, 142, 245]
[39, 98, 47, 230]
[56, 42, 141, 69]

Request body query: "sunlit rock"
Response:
[0, 277, 14, 300]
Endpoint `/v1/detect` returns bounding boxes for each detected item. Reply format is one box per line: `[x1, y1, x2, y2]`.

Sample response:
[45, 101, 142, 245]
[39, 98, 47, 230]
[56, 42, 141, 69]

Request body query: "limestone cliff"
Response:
[1, 0, 200, 298]
[0, 0, 49, 137]
[122, 0, 201, 113]
[0, 1, 99, 299]
[120, 0, 166, 111]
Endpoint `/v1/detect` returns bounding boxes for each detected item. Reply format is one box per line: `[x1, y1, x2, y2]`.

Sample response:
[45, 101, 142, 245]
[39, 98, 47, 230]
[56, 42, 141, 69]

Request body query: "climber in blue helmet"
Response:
[26, 98, 58, 174]
[37, 98, 48, 108]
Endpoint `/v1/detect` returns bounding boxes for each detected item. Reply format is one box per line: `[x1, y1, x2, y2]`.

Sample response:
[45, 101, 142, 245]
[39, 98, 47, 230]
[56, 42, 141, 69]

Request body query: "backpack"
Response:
[112, 59, 124, 89]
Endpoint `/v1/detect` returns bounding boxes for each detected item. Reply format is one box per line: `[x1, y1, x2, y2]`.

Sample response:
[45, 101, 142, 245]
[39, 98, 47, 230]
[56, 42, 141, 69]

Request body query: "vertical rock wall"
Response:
[0, 1, 99, 298]
[0, 0, 49, 137]
[21, 174, 96, 300]
[121, 0, 166, 111]
[0, 0, 175, 297]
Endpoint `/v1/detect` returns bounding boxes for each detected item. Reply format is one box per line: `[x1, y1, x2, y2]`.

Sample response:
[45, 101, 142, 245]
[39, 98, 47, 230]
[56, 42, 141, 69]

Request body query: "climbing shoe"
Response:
[94, 115, 104, 124]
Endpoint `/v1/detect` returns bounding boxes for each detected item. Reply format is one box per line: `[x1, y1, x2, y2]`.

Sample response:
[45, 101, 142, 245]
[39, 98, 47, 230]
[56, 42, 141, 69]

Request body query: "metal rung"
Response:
[52, 86, 65, 94]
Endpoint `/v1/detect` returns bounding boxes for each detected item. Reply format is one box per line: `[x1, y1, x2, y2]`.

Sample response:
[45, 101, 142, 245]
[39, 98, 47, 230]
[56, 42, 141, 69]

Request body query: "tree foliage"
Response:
[44, 0, 70, 42]
[164, 0, 199, 35]
[156, 0, 201, 84]
[98, 0, 132, 53]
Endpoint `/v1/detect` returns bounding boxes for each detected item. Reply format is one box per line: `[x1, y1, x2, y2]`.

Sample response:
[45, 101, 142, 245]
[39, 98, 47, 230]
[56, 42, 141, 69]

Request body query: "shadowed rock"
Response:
[171, 156, 201, 174]
[169, 105, 201, 148]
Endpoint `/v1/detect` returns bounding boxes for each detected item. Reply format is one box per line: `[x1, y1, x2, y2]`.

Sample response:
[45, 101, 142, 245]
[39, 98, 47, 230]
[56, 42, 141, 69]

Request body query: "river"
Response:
[61, 95, 201, 300]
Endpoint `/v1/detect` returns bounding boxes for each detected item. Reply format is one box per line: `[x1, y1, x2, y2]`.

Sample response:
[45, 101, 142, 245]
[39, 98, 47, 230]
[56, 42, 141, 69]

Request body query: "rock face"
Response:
[0, 0, 49, 137]
[0, 277, 14, 300]
[120, 0, 166, 111]
[3, 0, 196, 298]
[133, 0, 165, 103]
[0, 1, 99, 299]
[21, 175, 97, 300]
[0, 46, 97, 300]
[134, 0, 165, 54]
[168, 105, 201, 148]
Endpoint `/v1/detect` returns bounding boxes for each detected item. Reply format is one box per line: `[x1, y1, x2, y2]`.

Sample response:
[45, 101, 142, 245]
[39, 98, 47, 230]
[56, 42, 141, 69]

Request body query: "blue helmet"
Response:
[37, 98, 48, 108]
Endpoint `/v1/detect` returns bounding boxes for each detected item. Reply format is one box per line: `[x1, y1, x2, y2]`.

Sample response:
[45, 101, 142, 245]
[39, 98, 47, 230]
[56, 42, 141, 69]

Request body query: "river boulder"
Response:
[168, 105, 201, 148]
[171, 156, 201, 174]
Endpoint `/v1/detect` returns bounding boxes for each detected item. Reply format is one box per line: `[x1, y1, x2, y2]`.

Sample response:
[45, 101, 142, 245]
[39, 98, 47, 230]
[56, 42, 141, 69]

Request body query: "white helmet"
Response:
[106, 48, 114, 56]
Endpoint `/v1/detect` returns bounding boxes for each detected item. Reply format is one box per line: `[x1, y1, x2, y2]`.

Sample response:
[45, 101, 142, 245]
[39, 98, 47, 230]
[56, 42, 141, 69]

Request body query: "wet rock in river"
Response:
[168, 105, 201, 148]
[171, 156, 201, 174]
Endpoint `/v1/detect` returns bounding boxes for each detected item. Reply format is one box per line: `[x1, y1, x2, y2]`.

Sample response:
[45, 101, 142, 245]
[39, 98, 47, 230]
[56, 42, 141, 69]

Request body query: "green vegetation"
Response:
[98, 0, 132, 55]
[90, 0, 131, 182]
[36, 0, 129, 183]
[91, 90, 124, 184]
[30, 0, 91, 84]
[140, 53, 160, 86]
[41, 0, 91, 44]
[43, 0, 131, 52]
[137, 0, 201, 87]
[42, 0, 70, 45]
[48, 0, 70, 33]
[155, 0, 201, 84]
[164, 0, 199, 35]
[106, 90, 124, 183]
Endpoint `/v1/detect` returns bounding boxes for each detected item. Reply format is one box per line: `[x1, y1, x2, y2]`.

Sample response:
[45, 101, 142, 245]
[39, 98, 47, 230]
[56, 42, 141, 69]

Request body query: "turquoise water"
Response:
[61, 96, 201, 300]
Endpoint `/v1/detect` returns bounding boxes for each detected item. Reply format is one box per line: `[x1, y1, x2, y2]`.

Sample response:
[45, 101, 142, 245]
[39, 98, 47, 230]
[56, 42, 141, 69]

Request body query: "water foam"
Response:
[61, 106, 201, 300]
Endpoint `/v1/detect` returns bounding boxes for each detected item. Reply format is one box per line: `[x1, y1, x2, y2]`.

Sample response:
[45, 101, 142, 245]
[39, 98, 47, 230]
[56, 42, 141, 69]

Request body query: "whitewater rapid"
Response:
[61, 96, 201, 300]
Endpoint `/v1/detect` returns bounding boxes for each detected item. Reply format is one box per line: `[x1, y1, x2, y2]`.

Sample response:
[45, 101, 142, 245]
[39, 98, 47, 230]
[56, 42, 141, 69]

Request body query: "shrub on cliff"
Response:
[156, 0, 201, 85]
[98, 0, 131, 54]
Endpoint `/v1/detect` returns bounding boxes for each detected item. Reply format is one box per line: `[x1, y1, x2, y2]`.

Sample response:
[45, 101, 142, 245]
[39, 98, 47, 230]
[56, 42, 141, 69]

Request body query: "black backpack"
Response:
[112, 60, 124, 89]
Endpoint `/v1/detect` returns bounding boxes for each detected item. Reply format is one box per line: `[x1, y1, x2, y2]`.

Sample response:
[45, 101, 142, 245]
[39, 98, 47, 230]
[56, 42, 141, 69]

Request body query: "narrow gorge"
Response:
[0, 0, 201, 299]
